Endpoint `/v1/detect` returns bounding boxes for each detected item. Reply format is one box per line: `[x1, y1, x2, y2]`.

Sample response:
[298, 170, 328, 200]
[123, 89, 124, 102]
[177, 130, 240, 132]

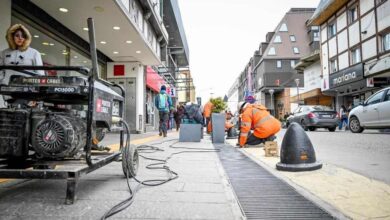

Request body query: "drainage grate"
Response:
[217, 145, 335, 220]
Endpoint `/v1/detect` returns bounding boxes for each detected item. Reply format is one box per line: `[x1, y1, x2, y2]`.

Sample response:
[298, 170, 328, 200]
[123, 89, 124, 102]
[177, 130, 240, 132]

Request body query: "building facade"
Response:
[176, 69, 195, 104]
[309, 0, 390, 110]
[253, 8, 316, 118]
[292, 23, 334, 111]
[0, 0, 189, 133]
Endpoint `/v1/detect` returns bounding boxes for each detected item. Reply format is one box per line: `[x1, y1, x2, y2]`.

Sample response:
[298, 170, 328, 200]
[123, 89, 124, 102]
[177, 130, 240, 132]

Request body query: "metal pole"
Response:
[269, 89, 274, 116]
[85, 18, 98, 166]
[295, 79, 300, 105]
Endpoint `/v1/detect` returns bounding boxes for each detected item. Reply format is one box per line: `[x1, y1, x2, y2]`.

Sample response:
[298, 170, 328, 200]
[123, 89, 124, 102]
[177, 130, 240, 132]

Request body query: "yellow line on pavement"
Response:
[108, 134, 163, 151]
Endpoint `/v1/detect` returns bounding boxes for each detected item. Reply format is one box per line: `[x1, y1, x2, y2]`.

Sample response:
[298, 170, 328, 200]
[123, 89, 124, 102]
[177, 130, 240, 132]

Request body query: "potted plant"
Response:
[210, 97, 227, 143]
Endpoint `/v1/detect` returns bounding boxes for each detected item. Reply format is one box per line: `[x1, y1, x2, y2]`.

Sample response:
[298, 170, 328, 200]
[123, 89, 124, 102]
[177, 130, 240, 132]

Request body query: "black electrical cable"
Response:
[102, 121, 220, 219]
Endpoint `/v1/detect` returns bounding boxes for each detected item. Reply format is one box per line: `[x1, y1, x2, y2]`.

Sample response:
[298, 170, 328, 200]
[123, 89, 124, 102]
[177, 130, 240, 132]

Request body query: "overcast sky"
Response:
[177, 0, 320, 102]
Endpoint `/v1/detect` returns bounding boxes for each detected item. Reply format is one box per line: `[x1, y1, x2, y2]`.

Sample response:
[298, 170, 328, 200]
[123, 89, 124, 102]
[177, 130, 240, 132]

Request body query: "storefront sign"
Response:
[329, 63, 363, 89]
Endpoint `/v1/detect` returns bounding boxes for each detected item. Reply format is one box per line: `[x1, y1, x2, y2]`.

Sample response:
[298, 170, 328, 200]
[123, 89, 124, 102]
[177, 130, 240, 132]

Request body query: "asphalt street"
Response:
[276, 128, 390, 184]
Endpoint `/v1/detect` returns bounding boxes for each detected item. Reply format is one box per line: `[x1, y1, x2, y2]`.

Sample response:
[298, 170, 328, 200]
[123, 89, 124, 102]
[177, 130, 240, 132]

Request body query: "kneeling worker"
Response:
[239, 103, 281, 148]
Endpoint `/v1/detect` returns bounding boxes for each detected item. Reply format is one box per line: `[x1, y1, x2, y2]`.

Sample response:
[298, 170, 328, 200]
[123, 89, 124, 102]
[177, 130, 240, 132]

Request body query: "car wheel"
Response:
[349, 116, 364, 133]
[328, 127, 336, 132]
[300, 119, 308, 131]
[308, 127, 316, 131]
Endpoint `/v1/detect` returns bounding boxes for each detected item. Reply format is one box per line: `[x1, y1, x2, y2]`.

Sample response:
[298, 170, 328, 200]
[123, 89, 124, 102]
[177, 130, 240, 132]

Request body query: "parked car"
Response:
[286, 105, 339, 131]
[348, 87, 390, 133]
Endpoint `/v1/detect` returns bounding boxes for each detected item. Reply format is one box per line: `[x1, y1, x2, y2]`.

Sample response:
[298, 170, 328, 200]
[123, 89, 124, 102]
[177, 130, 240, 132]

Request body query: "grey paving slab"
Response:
[0, 134, 244, 220]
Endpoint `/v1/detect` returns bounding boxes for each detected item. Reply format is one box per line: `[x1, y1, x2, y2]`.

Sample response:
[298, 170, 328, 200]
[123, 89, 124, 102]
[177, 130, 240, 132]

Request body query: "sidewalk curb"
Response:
[235, 145, 350, 220]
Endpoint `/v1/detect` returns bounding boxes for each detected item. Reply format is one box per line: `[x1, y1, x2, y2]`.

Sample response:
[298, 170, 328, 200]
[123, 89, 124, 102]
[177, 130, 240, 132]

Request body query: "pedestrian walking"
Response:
[203, 100, 214, 133]
[239, 103, 281, 147]
[154, 85, 173, 137]
[174, 104, 185, 131]
[339, 105, 348, 130]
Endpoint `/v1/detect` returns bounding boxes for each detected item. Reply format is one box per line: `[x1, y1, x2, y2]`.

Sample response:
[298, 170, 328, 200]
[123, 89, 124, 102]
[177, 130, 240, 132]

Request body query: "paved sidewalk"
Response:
[0, 132, 244, 219]
[225, 138, 390, 220]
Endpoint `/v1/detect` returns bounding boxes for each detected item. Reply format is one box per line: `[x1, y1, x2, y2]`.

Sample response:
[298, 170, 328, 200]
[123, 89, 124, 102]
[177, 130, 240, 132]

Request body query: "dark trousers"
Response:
[246, 132, 275, 145]
[175, 119, 181, 131]
[205, 117, 210, 128]
[159, 111, 169, 135]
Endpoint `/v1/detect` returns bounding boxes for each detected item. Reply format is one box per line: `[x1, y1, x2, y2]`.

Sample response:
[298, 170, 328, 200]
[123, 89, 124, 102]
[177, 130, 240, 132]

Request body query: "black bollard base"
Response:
[276, 162, 322, 172]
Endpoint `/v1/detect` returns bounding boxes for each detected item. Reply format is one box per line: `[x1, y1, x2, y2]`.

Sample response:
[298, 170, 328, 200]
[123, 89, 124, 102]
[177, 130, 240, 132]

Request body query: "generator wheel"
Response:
[122, 144, 139, 178]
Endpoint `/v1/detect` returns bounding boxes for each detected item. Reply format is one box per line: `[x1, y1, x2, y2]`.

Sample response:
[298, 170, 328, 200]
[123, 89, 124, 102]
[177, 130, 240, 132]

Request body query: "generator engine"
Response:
[32, 112, 86, 159]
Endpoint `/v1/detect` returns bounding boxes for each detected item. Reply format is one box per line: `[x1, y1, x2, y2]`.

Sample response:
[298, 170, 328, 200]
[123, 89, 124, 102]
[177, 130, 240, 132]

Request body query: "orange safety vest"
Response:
[239, 104, 281, 147]
[203, 101, 213, 118]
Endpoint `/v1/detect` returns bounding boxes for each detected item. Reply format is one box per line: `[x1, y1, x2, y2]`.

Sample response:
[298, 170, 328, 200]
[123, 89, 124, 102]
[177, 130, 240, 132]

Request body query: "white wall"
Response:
[337, 29, 348, 52]
[360, 0, 374, 15]
[106, 62, 139, 78]
[377, 0, 390, 32]
[348, 22, 360, 47]
[361, 11, 376, 41]
[0, 0, 11, 51]
[321, 25, 327, 43]
[106, 62, 145, 132]
[136, 65, 145, 132]
[338, 52, 349, 70]
[362, 37, 377, 60]
[329, 38, 337, 58]
[337, 12, 347, 32]
[303, 61, 321, 92]
[321, 43, 329, 76]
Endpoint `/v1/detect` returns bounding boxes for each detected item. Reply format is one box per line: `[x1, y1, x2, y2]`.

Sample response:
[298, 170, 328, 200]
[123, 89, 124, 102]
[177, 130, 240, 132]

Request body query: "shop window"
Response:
[289, 35, 296, 42]
[330, 58, 338, 73]
[328, 22, 336, 38]
[350, 47, 361, 65]
[293, 47, 300, 54]
[274, 35, 282, 43]
[382, 32, 390, 52]
[268, 47, 276, 55]
[290, 60, 296, 68]
[313, 31, 320, 41]
[348, 5, 358, 24]
[276, 60, 282, 68]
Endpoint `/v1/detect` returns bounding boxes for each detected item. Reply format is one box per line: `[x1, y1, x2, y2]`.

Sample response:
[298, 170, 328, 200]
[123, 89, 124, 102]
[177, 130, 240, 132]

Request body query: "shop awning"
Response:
[30, 0, 162, 65]
[146, 66, 166, 93]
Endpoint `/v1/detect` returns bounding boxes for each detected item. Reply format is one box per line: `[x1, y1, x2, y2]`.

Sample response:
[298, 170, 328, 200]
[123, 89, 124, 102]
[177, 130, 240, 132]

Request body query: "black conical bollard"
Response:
[276, 122, 322, 171]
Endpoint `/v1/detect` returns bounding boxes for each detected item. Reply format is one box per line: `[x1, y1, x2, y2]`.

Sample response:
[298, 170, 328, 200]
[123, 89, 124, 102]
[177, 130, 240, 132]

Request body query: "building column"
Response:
[0, 0, 11, 50]
[136, 65, 145, 133]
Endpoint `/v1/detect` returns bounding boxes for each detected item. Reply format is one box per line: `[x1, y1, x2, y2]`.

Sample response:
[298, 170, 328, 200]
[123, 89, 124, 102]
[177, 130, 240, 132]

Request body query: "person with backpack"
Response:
[154, 85, 173, 137]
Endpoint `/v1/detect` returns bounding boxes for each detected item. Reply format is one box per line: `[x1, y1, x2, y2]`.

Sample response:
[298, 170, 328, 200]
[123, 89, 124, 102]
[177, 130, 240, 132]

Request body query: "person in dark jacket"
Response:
[154, 85, 173, 137]
[174, 104, 185, 131]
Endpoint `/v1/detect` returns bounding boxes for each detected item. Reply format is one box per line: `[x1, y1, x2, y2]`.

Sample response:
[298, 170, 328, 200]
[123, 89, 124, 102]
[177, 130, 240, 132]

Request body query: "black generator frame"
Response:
[0, 18, 127, 204]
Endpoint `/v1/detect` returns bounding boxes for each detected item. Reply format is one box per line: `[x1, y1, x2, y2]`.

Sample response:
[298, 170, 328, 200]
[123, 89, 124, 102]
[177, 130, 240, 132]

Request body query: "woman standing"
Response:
[0, 24, 43, 107]
[0, 24, 43, 72]
[339, 105, 348, 130]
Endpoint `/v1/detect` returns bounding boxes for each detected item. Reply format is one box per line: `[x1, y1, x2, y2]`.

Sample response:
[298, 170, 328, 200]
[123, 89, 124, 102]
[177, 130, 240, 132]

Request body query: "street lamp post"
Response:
[295, 79, 300, 105]
[269, 89, 274, 116]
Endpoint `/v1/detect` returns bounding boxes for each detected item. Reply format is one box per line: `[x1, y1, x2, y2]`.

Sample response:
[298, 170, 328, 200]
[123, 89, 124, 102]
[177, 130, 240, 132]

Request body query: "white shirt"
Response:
[0, 47, 44, 75]
[0, 47, 44, 108]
